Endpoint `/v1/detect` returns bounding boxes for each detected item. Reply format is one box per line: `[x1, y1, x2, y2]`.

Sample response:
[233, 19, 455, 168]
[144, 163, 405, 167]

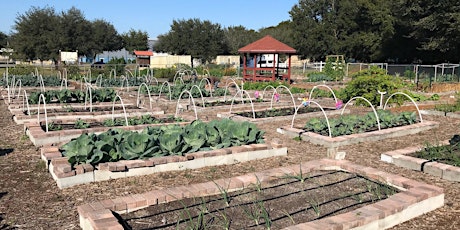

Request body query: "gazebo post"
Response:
[272, 53, 276, 81]
[253, 54, 256, 82]
[243, 54, 247, 80]
[288, 54, 292, 82]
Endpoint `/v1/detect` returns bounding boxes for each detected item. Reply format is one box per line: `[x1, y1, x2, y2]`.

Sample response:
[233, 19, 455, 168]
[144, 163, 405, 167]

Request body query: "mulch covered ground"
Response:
[0, 94, 459, 229]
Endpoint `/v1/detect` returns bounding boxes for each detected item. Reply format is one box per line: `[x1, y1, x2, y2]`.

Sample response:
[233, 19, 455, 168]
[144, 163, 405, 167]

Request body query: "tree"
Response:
[289, 0, 395, 62]
[121, 29, 148, 52]
[155, 18, 226, 64]
[223, 26, 259, 55]
[89, 19, 123, 60]
[10, 6, 61, 61]
[10, 6, 123, 63]
[58, 7, 93, 56]
[0, 32, 8, 49]
[259, 21, 294, 48]
[394, 0, 460, 63]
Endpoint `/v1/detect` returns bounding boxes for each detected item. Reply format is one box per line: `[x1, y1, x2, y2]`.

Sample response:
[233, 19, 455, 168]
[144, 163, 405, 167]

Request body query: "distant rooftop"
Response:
[134, 50, 153, 56]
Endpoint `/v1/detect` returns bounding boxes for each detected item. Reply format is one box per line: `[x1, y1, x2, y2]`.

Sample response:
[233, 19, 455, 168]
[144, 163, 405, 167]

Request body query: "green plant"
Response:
[308, 198, 321, 217]
[242, 201, 262, 226]
[404, 69, 416, 80]
[47, 122, 62, 131]
[280, 209, 295, 224]
[306, 72, 335, 82]
[341, 66, 406, 106]
[281, 164, 309, 183]
[304, 110, 417, 137]
[60, 119, 265, 167]
[213, 180, 231, 206]
[412, 134, 460, 167]
[176, 198, 212, 230]
[61, 133, 101, 166]
[74, 119, 90, 129]
[258, 200, 272, 229]
[324, 56, 345, 81]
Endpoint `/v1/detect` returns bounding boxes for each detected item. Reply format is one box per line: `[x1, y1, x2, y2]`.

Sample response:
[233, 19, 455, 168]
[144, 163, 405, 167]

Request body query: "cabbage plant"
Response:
[60, 119, 265, 167]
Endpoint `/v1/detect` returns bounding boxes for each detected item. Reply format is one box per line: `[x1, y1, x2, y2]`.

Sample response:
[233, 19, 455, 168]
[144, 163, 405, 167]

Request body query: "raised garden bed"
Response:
[41, 138, 287, 189]
[218, 105, 348, 124]
[12, 105, 161, 125]
[381, 139, 460, 182]
[420, 109, 460, 119]
[277, 110, 438, 152]
[77, 158, 444, 230]
[25, 114, 188, 147]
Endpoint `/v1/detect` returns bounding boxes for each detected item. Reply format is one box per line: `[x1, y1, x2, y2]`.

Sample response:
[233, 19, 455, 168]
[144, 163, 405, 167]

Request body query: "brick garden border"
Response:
[277, 121, 439, 149]
[11, 106, 159, 125]
[420, 109, 460, 119]
[217, 106, 349, 124]
[77, 158, 444, 230]
[41, 138, 287, 189]
[381, 140, 460, 182]
[24, 114, 191, 147]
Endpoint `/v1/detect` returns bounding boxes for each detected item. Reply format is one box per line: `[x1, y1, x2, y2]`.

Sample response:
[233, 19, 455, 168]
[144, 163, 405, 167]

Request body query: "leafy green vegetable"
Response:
[304, 110, 418, 137]
[60, 119, 266, 167]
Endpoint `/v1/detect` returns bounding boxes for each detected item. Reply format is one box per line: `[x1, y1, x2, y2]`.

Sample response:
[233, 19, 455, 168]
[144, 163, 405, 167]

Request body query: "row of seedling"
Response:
[122, 168, 399, 229]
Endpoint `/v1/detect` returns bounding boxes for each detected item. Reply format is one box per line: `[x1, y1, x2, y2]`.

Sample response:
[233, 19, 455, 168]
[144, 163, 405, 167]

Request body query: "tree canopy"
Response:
[155, 18, 226, 64]
[0, 32, 8, 49]
[10, 6, 124, 62]
[6, 2, 460, 64]
[121, 29, 149, 52]
[288, 0, 459, 63]
[289, 0, 394, 62]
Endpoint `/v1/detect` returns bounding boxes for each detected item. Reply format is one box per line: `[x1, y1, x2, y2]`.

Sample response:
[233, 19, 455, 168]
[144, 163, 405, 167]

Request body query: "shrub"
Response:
[8, 65, 36, 75]
[306, 72, 335, 82]
[340, 66, 405, 106]
[153, 68, 176, 81]
[324, 56, 345, 81]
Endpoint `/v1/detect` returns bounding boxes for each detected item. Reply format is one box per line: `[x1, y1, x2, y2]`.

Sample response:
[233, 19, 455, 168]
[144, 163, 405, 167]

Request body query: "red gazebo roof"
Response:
[133, 50, 153, 56]
[238, 35, 296, 54]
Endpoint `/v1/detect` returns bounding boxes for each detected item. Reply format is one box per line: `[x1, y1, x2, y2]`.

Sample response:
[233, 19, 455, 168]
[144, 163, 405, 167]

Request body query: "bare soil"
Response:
[0, 95, 459, 229]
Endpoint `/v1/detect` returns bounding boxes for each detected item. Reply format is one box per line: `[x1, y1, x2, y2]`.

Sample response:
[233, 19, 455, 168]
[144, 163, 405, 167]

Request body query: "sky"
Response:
[0, 0, 299, 39]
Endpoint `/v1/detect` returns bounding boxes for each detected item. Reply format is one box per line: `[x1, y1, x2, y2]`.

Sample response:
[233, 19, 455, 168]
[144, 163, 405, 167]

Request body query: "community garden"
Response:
[0, 65, 459, 229]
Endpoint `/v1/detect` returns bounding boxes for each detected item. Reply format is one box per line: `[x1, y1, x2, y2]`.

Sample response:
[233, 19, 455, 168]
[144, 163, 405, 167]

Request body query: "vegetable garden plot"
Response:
[218, 104, 348, 124]
[277, 110, 439, 149]
[42, 119, 287, 188]
[12, 105, 160, 125]
[25, 114, 190, 147]
[381, 135, 460, 182]
[236, 106, 335, 119]
[123, 170, 399, 229]
[78, 159, 445, 230]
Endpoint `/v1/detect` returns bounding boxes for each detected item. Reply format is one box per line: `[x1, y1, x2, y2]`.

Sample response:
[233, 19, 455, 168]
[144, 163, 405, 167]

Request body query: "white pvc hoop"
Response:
[84, 84, 93, 112]
[158, 81, 172, 101]
[341, 96, 381, 130]
[383, 92, 423, 123]
[223, 78, 241, 101]
[175, 90, 198, 120]
[229, 89, 256, 120]
[309, 84, 338, 105]
[291, 100, 332, 137]
[189, 85, 206, 108]
[274, 85, 297, 109]
[112, 94, 129, 126]
[37, 94, 49, 132]
[136, 83, 153, 109]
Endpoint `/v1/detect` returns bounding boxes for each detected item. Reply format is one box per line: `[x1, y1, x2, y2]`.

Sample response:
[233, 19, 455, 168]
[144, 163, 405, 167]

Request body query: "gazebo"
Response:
[238, 35, 296, 83]
[133, 50, 153, 67]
